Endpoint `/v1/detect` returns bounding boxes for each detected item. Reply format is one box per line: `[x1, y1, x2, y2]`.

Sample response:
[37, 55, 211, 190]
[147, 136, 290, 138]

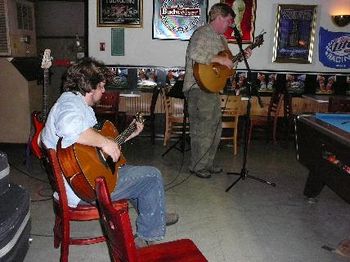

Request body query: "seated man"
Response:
[41, 58, 178, 248]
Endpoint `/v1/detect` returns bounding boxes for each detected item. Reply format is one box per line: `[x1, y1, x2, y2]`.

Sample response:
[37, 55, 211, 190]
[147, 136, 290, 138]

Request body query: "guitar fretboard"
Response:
[42, 69, 49, 120]
[232, 32, 266, 63]
[115, 123, 137, 146]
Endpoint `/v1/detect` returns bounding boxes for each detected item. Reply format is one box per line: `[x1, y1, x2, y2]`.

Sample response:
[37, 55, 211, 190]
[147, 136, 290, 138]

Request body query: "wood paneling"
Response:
[119, 92, 329, 117]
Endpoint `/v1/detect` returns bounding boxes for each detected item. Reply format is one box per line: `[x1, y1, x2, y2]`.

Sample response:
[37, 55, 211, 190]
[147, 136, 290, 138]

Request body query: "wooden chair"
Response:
[45, 149, 126, 262]
[121, 91, 157, 142]
[328, 97, 350, 113]
[220, 95, 241, 155]
[161, 88, 189, 146]
[93, 90, 120, 125]
[248, 92, 284, 144]
[95, 176, 208, 262]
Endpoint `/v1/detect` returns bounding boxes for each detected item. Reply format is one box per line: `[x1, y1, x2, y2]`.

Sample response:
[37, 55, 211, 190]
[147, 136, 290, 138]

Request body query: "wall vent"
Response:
[0, 0, 10, 55]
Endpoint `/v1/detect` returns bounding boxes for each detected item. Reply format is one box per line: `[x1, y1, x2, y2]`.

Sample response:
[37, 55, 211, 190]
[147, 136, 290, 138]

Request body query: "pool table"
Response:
[295, 113, 350, 203]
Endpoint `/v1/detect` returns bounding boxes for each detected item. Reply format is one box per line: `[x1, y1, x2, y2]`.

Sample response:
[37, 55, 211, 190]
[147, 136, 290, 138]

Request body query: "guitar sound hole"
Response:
[97, 149, 116, 174]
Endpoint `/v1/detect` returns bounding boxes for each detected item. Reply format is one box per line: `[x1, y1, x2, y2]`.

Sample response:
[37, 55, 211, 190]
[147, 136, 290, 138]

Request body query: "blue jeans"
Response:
[110, 164, 166, 241]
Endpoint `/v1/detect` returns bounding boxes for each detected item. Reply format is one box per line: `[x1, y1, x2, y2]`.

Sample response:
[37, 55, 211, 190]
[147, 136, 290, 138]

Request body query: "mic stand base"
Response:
[225, 168, 276, 192]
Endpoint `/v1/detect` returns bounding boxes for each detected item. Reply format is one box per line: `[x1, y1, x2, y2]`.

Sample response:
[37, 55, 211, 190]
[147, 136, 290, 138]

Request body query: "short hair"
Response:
[63, 57, 113, 95]
[209, 3, 235, 22]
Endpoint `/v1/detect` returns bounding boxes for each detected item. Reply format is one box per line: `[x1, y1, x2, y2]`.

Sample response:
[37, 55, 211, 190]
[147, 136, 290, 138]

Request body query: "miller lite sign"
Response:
[319, 27, 350, 69]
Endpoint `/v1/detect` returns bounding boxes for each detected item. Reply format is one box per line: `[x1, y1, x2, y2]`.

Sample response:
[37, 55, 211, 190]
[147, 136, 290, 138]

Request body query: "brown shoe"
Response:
[165, 212, 179, 226]
[134, 236, 149, 248]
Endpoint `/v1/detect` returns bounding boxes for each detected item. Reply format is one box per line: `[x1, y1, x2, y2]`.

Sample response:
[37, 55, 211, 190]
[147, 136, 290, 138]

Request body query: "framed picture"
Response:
[272, 4, 317, 64]
[97, 0, 143, 27]
[152, 0, 208, 40]
[220, 0, 257, 43]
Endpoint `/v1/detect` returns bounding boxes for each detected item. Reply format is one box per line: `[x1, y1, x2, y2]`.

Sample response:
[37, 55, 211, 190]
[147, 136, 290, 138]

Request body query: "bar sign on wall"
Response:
[111, 28, 125, 56]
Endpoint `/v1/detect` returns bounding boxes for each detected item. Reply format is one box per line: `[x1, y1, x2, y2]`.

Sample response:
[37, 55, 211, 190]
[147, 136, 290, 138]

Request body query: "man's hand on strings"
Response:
[126, 119, 144, 141]
[212, 55, 233, 69]
[101, 139, 121, 162]
[244, 48, 252, 59]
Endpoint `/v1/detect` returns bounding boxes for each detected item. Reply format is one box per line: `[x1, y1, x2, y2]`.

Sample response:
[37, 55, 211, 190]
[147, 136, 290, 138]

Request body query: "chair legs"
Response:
[272, 120, 278, 144]
[53, 214, 70, 262]
[53, 216, 62, 248]
[163, 122, 171, 146]
[233, 128, 238, 155]
[60, 241, 69, 262]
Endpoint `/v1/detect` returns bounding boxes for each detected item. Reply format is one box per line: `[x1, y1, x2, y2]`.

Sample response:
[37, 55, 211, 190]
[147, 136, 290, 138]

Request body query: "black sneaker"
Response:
[192, 169, 212, 178]
[208, 166, 223, 174]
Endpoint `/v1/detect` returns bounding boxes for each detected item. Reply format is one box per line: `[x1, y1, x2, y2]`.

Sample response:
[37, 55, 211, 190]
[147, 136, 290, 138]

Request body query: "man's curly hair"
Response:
[63, 57, 114, 95]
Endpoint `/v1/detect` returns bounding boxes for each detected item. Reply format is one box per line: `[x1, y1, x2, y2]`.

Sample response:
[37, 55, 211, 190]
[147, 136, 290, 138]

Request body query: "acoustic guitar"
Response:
[30, 49, 52, 159]
[56, 114, 144, 202]
[193, 32, 265, 93]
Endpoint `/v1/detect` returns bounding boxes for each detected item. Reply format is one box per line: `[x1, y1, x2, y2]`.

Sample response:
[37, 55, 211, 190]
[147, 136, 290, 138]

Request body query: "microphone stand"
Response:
[226, 27, 276, 192]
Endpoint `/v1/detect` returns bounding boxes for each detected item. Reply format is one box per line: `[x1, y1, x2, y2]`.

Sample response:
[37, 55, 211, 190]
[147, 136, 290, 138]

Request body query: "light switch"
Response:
[100, 42, 105, 51]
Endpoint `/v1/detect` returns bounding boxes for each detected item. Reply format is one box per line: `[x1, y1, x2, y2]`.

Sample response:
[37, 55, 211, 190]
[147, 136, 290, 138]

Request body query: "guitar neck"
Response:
[115, 123, 136, 146]
[232, 33, 265, 63]
[42, 68, 49, 119]
[232, 44, 254, 63]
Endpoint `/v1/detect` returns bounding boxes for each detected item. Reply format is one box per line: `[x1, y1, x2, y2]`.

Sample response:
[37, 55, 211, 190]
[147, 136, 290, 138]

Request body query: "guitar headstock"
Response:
[41, 49, 52, 69]
[135, 112, 145, 124]
[253, 31, 266, 48]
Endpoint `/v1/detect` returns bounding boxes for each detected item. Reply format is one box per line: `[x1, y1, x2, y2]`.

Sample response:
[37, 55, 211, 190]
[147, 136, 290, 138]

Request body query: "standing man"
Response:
[183, 3, 250, 179]
[41, 58, 178, 248]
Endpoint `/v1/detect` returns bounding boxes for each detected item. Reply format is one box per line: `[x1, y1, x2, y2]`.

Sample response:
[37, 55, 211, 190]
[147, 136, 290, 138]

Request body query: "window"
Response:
[16, 1, 33, 30]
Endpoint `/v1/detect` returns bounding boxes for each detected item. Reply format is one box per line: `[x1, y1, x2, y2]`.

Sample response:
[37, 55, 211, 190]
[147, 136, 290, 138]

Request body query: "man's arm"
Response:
[124, 120, 144, 142]
[77, 128, 121, 162]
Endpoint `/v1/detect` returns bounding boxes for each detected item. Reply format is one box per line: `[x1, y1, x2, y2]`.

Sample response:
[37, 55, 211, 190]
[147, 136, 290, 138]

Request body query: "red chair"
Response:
[93, 90, 120, 124]
[95, 176, 208, 262]
[45, 149, 126, 262]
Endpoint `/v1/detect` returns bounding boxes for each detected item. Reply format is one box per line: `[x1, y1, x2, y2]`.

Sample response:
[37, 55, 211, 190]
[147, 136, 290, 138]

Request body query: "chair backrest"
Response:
[45, 149, 70, 215]
[221, 95, 241, 116]
[94, 91, 120, 114]
[267, 92, 284, 119]
[283, 93, 293, 118]
[328, 97, 350, 113]
[95, 177, 137, 262]
[161, 88, 184, 116]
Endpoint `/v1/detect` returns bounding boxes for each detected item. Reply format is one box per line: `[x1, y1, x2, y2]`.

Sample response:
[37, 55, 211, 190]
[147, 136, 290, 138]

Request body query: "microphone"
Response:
[231, 24, 242, 40]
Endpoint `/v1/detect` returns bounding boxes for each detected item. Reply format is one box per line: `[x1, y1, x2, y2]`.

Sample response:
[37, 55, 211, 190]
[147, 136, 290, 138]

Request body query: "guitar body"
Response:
[30, 111, 44, 159]
[193, 50, 236, 93]
[57, 121, 126, 202]
[193, 33, 265, 93]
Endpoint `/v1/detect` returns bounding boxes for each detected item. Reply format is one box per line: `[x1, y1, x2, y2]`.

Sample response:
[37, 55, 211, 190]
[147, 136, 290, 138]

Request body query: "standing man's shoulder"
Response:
[192, 24, 211, 36]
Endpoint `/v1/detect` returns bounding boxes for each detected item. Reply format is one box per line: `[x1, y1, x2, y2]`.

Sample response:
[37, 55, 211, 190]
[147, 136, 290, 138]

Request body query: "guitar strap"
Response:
[220, 35, 238, 67]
